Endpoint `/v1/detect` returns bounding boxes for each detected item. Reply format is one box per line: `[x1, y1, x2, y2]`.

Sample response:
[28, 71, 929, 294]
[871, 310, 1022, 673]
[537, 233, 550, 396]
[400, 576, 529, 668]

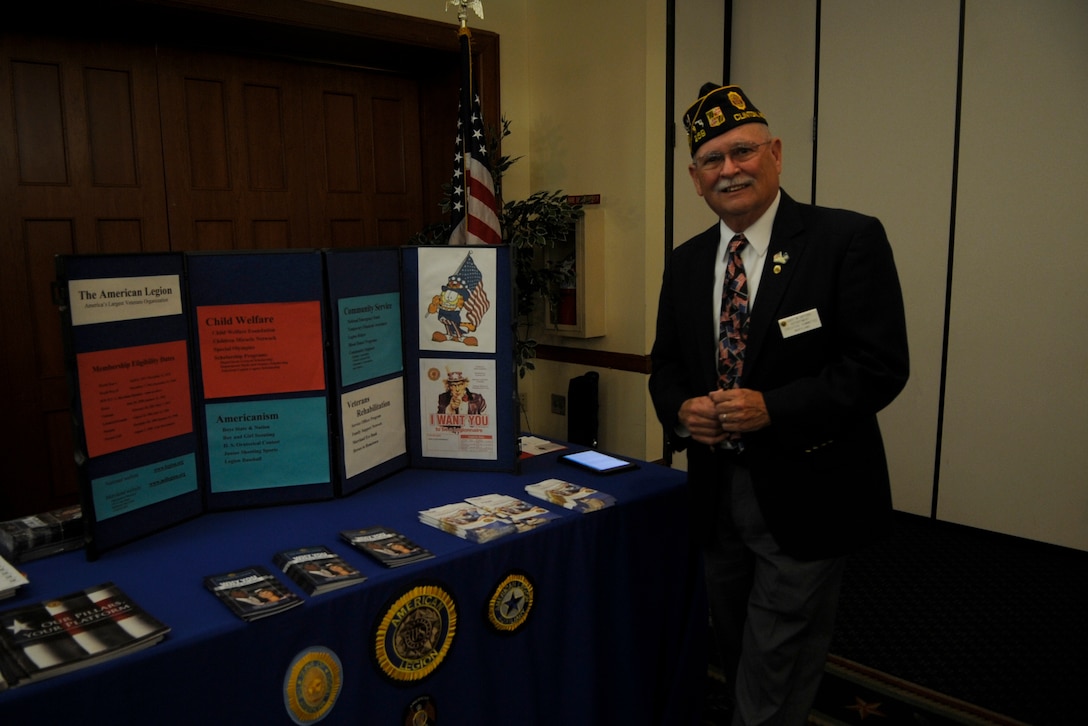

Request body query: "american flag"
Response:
[448, 29, 502, 246]
[454, 253, 491, 329]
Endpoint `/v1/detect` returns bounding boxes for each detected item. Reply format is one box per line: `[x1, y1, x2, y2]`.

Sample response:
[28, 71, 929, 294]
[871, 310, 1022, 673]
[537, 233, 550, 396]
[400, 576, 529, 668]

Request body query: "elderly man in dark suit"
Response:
[650, 84, 909, 725]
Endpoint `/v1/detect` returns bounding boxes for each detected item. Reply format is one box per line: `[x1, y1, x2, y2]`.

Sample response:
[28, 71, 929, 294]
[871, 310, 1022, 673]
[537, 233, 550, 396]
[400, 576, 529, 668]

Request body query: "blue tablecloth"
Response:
[0, 451, 706, 725]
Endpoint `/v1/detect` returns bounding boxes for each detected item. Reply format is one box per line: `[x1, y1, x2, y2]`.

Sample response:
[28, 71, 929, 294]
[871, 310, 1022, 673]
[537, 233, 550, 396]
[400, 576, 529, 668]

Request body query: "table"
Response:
[0, 450, 706, 725]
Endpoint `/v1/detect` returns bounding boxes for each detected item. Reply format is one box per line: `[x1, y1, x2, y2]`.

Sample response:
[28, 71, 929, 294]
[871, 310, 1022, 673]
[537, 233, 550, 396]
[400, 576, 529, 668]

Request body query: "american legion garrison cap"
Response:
[683, 83, 768, 157]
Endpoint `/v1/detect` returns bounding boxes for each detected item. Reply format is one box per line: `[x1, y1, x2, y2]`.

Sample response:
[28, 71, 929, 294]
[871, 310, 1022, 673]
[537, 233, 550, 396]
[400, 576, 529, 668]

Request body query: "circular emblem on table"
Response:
[404, 694, 438, 725]
[486, 570, 535, 634]
[374, 582, 457, 683]
[283, 646, 342, 724]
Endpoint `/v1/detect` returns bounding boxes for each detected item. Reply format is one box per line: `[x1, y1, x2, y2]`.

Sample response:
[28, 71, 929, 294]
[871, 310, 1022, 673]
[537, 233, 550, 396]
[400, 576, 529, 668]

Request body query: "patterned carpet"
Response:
[705, 655, 1028, 726]
[703, 511, 1087, 725]
[811, 655, 1029, 725]
[832, 512, 1085, 725]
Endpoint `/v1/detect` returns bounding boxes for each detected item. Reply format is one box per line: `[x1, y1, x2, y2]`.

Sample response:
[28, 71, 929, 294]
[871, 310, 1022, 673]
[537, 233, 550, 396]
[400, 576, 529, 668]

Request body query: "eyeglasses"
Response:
[693, 140, 772, 173]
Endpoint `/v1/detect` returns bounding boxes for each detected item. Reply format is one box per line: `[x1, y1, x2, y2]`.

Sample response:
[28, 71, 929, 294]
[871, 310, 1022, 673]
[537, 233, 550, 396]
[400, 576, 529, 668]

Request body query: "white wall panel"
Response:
[816, 0, 960, 516]
[939, 0, 1088, 549]
[673, 0, 728, 245]
[730, 0, 817, 203]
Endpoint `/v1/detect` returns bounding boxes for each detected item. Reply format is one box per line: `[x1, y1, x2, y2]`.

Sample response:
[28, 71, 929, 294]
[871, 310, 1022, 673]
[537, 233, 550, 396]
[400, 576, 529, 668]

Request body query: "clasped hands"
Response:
[679, 388, 770, 446]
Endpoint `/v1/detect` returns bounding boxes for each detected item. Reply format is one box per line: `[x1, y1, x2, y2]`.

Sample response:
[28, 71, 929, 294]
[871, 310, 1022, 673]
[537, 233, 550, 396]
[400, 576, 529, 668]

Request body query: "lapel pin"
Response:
[772, 251, 789, 275]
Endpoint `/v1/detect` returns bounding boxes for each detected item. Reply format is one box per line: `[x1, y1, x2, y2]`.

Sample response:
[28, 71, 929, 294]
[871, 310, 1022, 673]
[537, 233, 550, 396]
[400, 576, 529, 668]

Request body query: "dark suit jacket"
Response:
[649, 191, 909, 559]
[437, 391, 487, 415]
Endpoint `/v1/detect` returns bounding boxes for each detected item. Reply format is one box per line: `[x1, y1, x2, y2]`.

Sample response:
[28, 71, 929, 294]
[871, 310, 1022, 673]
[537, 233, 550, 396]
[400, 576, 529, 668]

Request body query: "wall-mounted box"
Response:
[545, 204, 605, 338]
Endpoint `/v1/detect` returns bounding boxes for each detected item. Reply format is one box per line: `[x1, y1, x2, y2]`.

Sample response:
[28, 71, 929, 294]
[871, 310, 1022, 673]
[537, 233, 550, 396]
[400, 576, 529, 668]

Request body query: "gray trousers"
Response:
[702, 464, 846, 726]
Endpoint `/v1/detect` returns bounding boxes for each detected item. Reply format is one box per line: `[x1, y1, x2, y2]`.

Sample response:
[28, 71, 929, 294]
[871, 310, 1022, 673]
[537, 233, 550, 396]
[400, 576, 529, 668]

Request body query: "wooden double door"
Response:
[0, 11, 468, 518]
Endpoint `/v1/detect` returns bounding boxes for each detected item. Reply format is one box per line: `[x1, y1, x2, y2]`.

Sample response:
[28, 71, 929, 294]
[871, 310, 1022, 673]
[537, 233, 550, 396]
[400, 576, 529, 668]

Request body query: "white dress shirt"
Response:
[711, 190, 781, 335]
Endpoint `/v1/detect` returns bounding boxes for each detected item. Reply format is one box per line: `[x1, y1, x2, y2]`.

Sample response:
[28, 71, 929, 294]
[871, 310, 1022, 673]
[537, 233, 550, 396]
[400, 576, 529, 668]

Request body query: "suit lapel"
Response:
[690, 226, 723, 389]
[744, 192, 806, 376]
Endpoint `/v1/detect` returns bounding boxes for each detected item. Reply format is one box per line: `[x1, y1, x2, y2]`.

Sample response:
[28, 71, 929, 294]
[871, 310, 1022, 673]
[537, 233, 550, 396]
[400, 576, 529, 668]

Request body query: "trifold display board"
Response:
[56, 253, 204, 560]
[56, 246, 515, 558]
[186, 250, 333, 511]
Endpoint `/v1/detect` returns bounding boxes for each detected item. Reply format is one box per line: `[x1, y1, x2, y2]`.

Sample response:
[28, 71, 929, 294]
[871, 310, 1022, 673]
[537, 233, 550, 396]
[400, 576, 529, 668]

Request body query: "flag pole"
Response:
[444, 0, 501, 246]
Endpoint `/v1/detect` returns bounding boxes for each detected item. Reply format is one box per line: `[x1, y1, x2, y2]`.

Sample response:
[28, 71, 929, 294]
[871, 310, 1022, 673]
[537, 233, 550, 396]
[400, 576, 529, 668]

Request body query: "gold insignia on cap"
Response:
[707, 106, 726, 128]
[728, 91, 747, 111]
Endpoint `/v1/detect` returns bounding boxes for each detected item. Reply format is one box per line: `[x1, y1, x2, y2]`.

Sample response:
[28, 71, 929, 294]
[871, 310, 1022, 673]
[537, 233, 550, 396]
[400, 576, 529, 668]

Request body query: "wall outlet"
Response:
[551, 394, 566, 416]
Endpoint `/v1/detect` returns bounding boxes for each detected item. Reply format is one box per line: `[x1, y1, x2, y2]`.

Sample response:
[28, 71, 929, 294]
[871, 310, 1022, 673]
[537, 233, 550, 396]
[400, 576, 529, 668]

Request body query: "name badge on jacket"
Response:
[778, 308, 822, 338]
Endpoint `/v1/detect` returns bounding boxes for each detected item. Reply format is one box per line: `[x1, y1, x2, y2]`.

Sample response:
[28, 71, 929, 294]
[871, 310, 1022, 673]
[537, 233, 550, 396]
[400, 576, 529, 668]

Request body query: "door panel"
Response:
[158, 49, 424, 252]
[0, 35, 169, 518]
[1, 31, 433, 519]
[302, 66, 423, 249]
[158, 50, 311, 250]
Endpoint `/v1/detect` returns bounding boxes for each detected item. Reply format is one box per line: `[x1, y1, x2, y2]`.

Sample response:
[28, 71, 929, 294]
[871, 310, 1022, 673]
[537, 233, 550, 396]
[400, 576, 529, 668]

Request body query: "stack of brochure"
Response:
[0, 582, 169, 691]
[524, 478, 616, 513]
[465, 493, 562, 533]
[340, 526, 435, 568]
[0, 504, 83, 563]
[418, 502, 517, 543]
[272, 545, 366, 596]
[0, 554, 29, 601]
[203, 566, 302, 621]
[518, 435, 567, 457]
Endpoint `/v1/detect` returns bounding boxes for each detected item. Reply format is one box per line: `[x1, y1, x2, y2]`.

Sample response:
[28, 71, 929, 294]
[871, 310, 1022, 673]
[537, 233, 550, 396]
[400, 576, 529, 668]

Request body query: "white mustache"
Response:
[714, 176, 754, 192]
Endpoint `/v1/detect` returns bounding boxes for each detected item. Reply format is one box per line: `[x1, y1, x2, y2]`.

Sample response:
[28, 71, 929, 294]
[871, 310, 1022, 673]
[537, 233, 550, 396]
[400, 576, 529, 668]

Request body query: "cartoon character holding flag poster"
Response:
[419, 248, 496, 353]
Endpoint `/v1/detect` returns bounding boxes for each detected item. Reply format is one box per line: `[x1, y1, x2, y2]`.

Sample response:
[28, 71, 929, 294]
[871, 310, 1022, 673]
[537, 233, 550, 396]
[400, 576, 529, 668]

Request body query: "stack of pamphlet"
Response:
[418, 502, 517, 543]
[272, 545, 367, 596]
[340, 526, 435, 568]
[203, 566, 302, 621]
[0, 554, 29, 601]
[518, 435, 567, 457]
[0, 504, 83, 563]
[524, 478, 616, 513]
[464, 493, 562, 533]
[0, 582, 169, 691]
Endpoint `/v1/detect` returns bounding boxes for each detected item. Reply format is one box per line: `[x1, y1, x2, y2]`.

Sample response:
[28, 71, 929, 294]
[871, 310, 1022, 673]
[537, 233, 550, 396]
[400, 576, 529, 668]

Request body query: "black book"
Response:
[203, 566, 302, 621]
[0, 504, 84, 563]
[340, 526, 435, 568]
[0, 582, 169, 691]
[272, 545, 366, 595]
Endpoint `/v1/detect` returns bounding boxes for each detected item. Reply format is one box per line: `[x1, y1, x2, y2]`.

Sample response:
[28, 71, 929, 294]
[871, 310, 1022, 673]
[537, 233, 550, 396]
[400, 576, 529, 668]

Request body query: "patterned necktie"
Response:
[717, 233, 749, 391]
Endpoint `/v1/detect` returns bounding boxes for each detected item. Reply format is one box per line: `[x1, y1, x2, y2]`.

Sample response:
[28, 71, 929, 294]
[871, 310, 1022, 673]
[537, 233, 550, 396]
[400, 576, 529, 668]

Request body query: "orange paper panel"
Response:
[197, 300, 326, 399]
[77, 339, 194, 458]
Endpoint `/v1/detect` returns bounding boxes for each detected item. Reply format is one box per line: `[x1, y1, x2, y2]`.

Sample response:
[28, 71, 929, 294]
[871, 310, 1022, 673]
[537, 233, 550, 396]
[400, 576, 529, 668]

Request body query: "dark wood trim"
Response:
[13, 1, 501, 136]
[535, 345, 652, 375]
[135, 0, 499, 108]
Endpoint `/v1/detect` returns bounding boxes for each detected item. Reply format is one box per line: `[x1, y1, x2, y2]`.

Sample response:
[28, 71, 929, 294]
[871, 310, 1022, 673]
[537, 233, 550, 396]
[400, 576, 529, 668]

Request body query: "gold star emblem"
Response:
[845, 695, 886, 720]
